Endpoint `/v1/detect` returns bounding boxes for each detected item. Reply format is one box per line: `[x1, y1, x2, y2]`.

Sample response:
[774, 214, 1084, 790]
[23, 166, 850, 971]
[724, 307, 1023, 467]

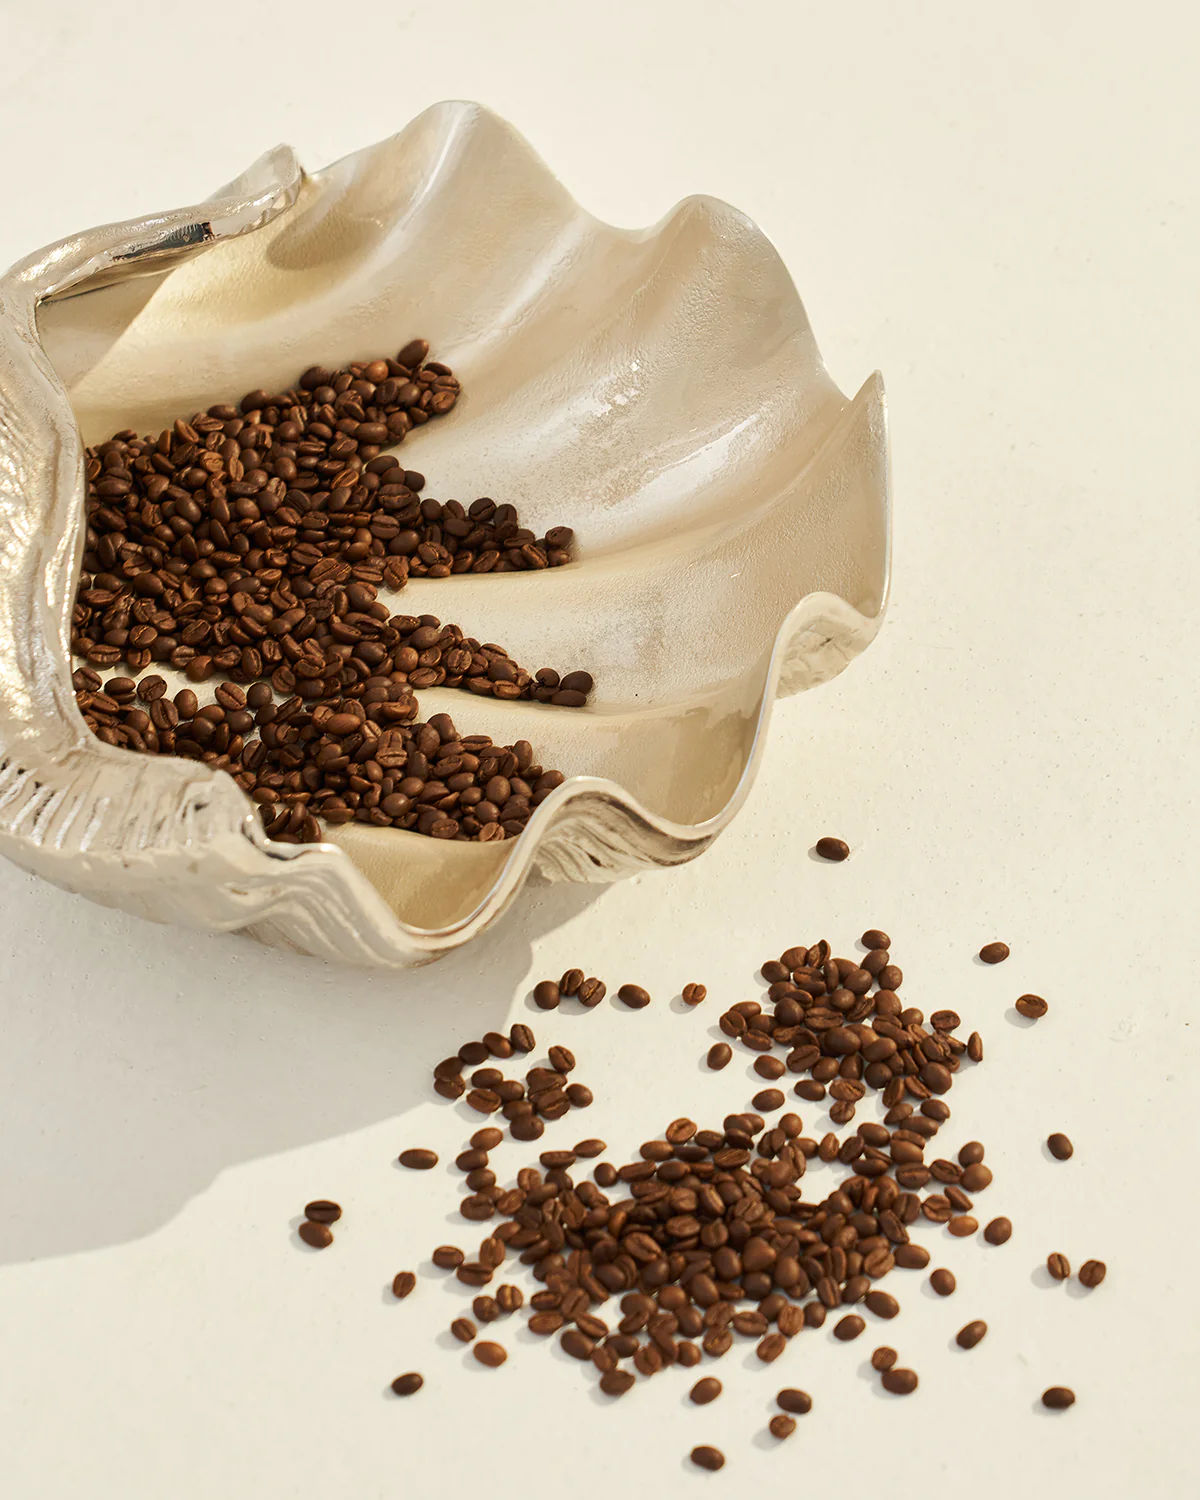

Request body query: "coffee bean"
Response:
[690, 1377, 722, 1404]
[496, 1284, 524, 1314]
[470, 1127, 503, 1151]
[893, 1244, 930, 1270]
[1047, 1252, 1070, 1281]
[772, 1388, 810, 1416]
[566, 1083, 593, 1108]
[960, 1163, 992, 1191]
[930, 1010, 961, 1032]
[303, 1200, 341, 1224]
[390, 1372, 423, 1396]
[752, 1088, 785, 1111]
[956, 1319, 987, 1349]
[881, 1368, 918, 1395]
[577, 978, 607, 1007]
[451, 1317, 476, 1342]
[616, 984, 651, 1009]
[509, 1024, 536, 1053]
[573, 1138, 606, 1157]
[958, 1141, 985, 1166]
[548, 1044, 575, 1072]
[559, 968, 584, 996]
[533, 981, 561, 1010]
[599, 1370, 635, 1396]
[984, 1216, 1012, 1245]
[948, 1215, 978, 1237]
[833, 1315, 865, 1341]
[1016, 994, 1048, 1019]
[815, 837, 850, 861]
[432, 1246, 464, 1269]
[682, 983, 707, 1005]
[865, 1290, 899, 1319]
[978, 942, 1009, 964]
[707, 1043, 732, 1070]
[967, 1032, 984, 1062]
[298, 1221, 332, 1249]
[861, 929, 890, 950]
[1078, 1259, 1106, 1288]
[929, 1268, 956, 1296]
[690, 1447, 725, 1471]
[757, 1332, 787, 1361]
[1047, 1133, 1074, 1160]
[399, 1148, 438, 1170]
[392, 1271, 417, 1299]
[754, 1056, 785, 1081]
[1041, 1386, 1075, 1409]
[769, 1415, 796, 1439]
[871, 1346, 897, 1371]
[472, 1341, 506, 1367]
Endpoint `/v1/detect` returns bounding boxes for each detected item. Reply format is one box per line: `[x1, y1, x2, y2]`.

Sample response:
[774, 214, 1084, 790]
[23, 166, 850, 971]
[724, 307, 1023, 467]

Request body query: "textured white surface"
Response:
[0, 2, 1197, 1498]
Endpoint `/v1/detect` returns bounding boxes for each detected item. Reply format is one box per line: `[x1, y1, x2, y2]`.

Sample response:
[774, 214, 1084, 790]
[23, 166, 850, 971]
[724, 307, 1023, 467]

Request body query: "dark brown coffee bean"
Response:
[390, 1372, 423, 1396]
[881, 1367, 918, 1395]
[547, 1044, 575, 1072]
[815, 837, 850, 861]
[599, 1369, 634, 1396]
[978, 942, 1009, 964]
[577, 978, 606, 1007]
[1047, 1133, 1074, 1160]
[616, 983, 651, 1009]
[532, 980, 561, 1010]
[833, 1314, 865, 1341]
[1078, 1259, 1106, 1288]
[707, 1043, 732, 1070]
[472, 1341, 506, 1367]
[776, 1388, 812, 1414]
[956, 1319, 987, 1349]
[864, 1290, 899, 1319]
[298, 1221, 332, 1249]
[573, 1138, 606, 1157]
[466, 1089, 502, 1114]
[948, 1215, 978, 1237]
[930, 1009, 961, 1032]
[757, 1332, 787, 1361]
[559, 968, 584, 996]
[861, 929, 891, 950]
[690, 1377, 722, 1404]
[690, 1447, 725, 1472]
[871, 1346, 897, 1371]
[1015, 994, 1048, 1019]
[451, 1317, 476, 1342]
[565, 1083, 593, 1108]
[752, 1088, 785, 1111]
[754, 1056, 786, 1081]
[470, 1127, 503, 1150]
[960, 1163, 992, 1191]
[458, 1042, 490, 1067]
[958, 1141, 985, 1166]
[431, 1246, 464, 1269]
[984, 1216, 1012, 1245]
[1041, 1386, 1075, 1409]
[929, 1268, 956, 1296]
[398, 1148, 438, 1170]
[509, 1023, 536, 1053]
[1047, 1252, 1071, 1281]
[682, 983, 707, 1005]
[967, 1032, 984, 1062]
[768, 1415, 796, 1439]
[528, 1312, 564, 1336]
[303, 1199, 342, 1224]
[495, 1284, 524, 1314]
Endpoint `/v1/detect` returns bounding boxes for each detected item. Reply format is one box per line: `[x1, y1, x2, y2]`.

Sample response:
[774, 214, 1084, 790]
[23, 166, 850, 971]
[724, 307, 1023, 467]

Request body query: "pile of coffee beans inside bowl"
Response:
[70, 345, 589, 842]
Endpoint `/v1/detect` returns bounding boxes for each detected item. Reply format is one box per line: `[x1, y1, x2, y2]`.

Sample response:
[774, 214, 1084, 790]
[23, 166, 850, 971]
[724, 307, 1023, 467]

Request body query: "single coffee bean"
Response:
[616, 983, 651, 1009]
[768, 1415, 796, 1439]
[1047, 1133, 1074, 1160]
[929, 1268, 956, 1296]
[473, 1341, 506, 1367]
[690, 1377, 722, 1404]
[753, 1056, 785, 1081]
[559, 968, 584, 996]
[752, 1088, 785, 1111]
[303, 1200, 341, 1224]
[577, 977, 606, 1007]
[566, 1083, 594, 1108]
[451, 1317, 476, 1342]
[1078, 1259, 1106, 1288]
[1016, 994, 1048, 1019]
[707, 1043, 732, 1070]
[967, 1031, 984, 1061]
[861, 929, 890, 950]
[948, 1215, 978, 1237]
[470, 1128, 503, 1151]
[984, 1216, 1012, 1245]
[833, 1314, 865, 1341]
[496, 1284, 524, 1314]
[682, 983, 707, 1005]
[757, 1332, 787, 1361]
[871, 1346, 897, 1371]
[978, 942, 1009, 964]
[930, 1009, 961, 1032]
[509, 1023, 536, 1053]
[1047, 1252, 1071, 1280]
[532, 980, 561, 1010]
[1042, 1386, 1075, 1409]
[960, 1163, 993, 1191]
[398, 1148, 438, 1170]
[548, 1044, 576, 1072]
[881, 1367, 918, 1395]
[956, 1319, 988, 1349]
[958, 1141, 985, 1165]
[390, 1372, 423, 1396]
[431, 1246, 464, 1269]
[392, 1271, 417, 1299]
[815, 837, 850, 861]
[865, 1290, 899, 1319]
[298, 1221, 332, 1249]
[893, 1244, 931, 1270]
[690, 1447, 725, 1472]
[573, 1138, 606, 1157]
[599, 1369, 635, 1396]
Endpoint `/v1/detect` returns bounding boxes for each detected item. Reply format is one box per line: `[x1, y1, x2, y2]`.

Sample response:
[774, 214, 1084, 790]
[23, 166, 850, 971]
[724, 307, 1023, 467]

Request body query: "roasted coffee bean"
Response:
[757, 1332, 787, 1361]
[298, 1221, 333, 1249]
[930, 1010, 961, 1032]
[398, 1148, 438, 1170]
[533, 981, 561, 1010]
[861, 929, 890, 950]
[865, 1290, 899, 1319]
[984, 1216, 1012, 1245]
[960, 1163, 992, 1191]
[473, 1295, 501, 1322]
[451, 1317, 476, 1343]
[871, 1346, 897, 1371]
[948, 1215, 978, 1237]
[754, 1056, 785, 1081]
[473, 1341, 507, 1367]
[391, 1271, 417, 1299]
[958, 1142, 985, 1166]
[303, 1200, 342, 1224]
[432, 1246, 464, 1269]
[573, 1138, 606, 1157]
[1078, 1259, 1106, 1288]
[967, 1031, 984, 1062]
[776, 1388, 812, 1414]
[566, 1083, 593, 1108]
[682, 983, 707, 1005]
[559, 968, 584, 996]
[833, 1314, 865, 1341]
[616, 984, 651, 1009]
[1015, 994, 1048, 1019]
[690, 1447, 725, 1472]
[881, 1367, 918, 1395]
[1047, 1252, 1071, 1281]
[956, 1319, 987, 1349]
[752, 1088, 785, 1111]
[707, 1043, 732, 1070]
[893, 1244, 930, 1270]
[390, 1372, 423, 1396]
[815, 837, 850, 861]
[471, 1127, 503, 1151]
[1041, 1386, 1075, 1409]
[496, 1284, 524, 1314]
[769, 1415, 796, 1439]
[978, 942, 1009, 964]
[690, 1377, 722, 1405]
[929, 1268, 956, 1296]
[548, 1045, 576, 1072]
[1047, 1133, 1074, 1160]
[599, 1370, 635, 1396]
[577, 977, 607, 1007]
[509, 1023, 536, 1053]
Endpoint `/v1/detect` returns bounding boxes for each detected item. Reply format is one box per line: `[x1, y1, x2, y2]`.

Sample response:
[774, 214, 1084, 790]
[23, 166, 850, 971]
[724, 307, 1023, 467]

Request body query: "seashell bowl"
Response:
[0, 101, 890, 967]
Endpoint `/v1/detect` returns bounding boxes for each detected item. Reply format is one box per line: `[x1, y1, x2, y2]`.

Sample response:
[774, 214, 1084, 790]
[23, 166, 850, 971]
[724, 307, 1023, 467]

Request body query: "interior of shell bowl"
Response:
[36, 101, 889, 940]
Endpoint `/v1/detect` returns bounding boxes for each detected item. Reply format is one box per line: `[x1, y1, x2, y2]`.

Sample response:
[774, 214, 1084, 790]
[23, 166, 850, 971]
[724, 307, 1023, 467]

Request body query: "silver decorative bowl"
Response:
[0, 102, 890, 966]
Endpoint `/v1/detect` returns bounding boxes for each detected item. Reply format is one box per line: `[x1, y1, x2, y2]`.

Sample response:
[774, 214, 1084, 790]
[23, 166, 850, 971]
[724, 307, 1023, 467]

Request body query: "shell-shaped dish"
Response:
[0, 102, 890, 966]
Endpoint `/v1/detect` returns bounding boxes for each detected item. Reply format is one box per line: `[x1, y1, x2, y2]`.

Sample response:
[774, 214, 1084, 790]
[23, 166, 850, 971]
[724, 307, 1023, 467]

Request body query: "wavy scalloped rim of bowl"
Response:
[0, 102, 890, 966]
